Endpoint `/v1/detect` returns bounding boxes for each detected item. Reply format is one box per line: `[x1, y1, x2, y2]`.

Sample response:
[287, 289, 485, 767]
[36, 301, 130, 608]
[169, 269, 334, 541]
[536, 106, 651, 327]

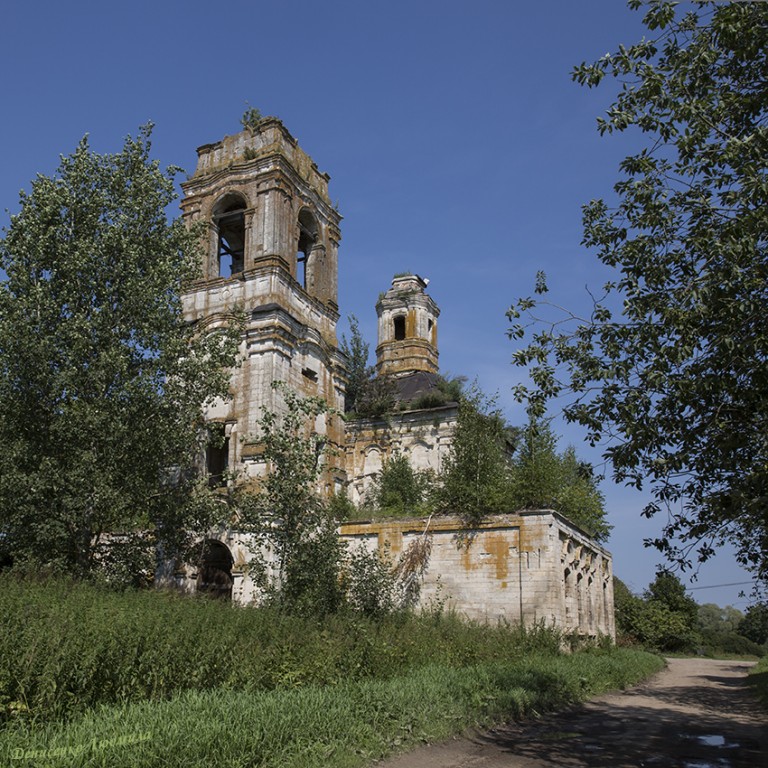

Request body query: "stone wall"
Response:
[167, 510, 614, 638]
[339, 511, 615, 637]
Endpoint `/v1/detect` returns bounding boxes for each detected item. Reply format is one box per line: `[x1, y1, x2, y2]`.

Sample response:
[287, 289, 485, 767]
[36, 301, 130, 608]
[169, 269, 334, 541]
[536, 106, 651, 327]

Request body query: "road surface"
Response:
[375, 657, 766, 768]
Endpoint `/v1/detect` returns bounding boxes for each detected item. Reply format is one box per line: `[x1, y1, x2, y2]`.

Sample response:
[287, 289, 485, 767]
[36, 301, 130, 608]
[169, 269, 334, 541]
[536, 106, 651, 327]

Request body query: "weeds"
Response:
[1, 574, 563, 724]
[0, 650, 663, 768]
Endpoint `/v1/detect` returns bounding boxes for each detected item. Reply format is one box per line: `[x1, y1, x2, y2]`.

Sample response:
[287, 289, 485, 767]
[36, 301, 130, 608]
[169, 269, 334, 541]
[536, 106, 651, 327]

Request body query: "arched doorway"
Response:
[196, 539, 234, 600]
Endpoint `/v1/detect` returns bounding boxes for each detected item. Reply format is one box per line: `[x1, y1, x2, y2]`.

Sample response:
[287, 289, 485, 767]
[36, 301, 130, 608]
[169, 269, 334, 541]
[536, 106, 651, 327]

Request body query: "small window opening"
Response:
[297, 209, 318, 288]
[393, 316, 406, 341]
[428, 319, 433, 332]
[206, 424, 229, 488]
[216, 203, 245, 277]
[302, 367, 318, 383]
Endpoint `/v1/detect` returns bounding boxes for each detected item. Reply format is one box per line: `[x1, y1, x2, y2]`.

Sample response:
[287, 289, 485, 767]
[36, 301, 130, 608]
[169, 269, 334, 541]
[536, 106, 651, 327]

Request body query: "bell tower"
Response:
[375, 274, 439, 377]
[180, 118, 346, 484]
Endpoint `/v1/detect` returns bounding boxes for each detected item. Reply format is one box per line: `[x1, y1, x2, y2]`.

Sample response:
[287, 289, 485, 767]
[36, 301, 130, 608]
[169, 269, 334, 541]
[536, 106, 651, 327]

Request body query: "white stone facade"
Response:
[340, 512, 615, 638]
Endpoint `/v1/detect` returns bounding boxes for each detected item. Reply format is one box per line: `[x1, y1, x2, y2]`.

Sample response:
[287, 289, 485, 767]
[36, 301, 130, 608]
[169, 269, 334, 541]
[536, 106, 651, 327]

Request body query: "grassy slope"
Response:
[0, 575, 563, 724]
[1, 649, 663, 768]
[0, 576, 664, 766]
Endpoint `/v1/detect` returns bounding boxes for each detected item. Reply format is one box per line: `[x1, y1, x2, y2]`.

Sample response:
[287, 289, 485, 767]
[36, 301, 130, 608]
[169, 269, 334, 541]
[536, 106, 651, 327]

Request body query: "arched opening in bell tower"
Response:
[213, 194, 246, 278]
[296, 208, 318, 289]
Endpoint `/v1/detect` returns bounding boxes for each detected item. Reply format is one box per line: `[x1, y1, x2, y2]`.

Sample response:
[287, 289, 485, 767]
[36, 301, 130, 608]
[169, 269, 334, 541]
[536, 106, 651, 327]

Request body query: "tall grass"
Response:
[0, 649, 664, 768]
[748, 655, 768, 708]
[0, 574, 561, 724]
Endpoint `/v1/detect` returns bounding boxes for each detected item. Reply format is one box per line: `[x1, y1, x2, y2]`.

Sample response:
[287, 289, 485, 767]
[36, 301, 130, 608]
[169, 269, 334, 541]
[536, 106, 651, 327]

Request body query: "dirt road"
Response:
[376, 658, 766, 768]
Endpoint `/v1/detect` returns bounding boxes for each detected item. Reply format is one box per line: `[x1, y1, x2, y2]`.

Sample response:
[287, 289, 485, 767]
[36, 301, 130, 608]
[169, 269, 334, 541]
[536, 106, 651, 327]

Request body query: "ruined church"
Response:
[178, 118, 615, 638]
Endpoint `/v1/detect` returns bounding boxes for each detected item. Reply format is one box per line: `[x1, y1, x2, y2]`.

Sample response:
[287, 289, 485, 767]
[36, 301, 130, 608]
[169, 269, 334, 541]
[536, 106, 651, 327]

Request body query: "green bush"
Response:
[342, 546, 398, 617]
[411, 391, 448, 409]
[698, 632, 765, 658]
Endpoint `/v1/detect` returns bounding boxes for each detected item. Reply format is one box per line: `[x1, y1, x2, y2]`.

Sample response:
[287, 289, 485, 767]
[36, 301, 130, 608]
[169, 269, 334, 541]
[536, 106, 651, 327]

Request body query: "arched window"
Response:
[393, 315, 406, 341]
[296, 208, 318, 288]
[214, 195, 246, 277]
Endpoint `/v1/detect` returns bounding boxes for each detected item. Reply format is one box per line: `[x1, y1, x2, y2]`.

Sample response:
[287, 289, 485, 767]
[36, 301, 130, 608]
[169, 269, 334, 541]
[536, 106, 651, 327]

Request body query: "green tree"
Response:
[617, 571, 699, 651]
[625, 598, 697, 652]
[240, 382, 343, 614]
[645, 571, 699, 628]
[339, 314, 373, 413]
[643, 571, 699, 651]
[0, 127, 240, 583]
[738, 602, 768, 646]
[509, 418, 561, 510]
[695, 602, 763, 655]
[364, 452, 435, 518]
[438, 384, 513, 527]
[354, 374, 397, 419]
[509, 419, 611, 542]
[508, 1, 768, 578]
[697, 603, 743, 637]
[240, 105, 263, 132]
[338, 317, 397, 418]
[555, 447, 611, 542]
[612, 575, 642, 640]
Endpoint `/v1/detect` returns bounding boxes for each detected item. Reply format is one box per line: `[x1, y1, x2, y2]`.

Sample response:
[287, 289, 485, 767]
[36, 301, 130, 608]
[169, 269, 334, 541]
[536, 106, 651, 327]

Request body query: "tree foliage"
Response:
[438, 385, 513, 527]
[239, 382, 343, 614]
[240, 105, 264, 132]
[240, 383, 435, 615]
[694, 602, 763, 655]
[354, 374, 397, 419]
[510, 419, 611, 542]
[339, 316, 398, 418]
[738, 602, 768, 646]
[364, 452, 436, 518]
[0, 126, 240, 583]
[615, 571, 698, 651]
[623, 596, 698, 652]
[645, 570, 699, 627]
[612, 576, 639, 638]
[339, 314, 372, 413]
[508, 1, 768, 578]
[697, 602, 743, 637]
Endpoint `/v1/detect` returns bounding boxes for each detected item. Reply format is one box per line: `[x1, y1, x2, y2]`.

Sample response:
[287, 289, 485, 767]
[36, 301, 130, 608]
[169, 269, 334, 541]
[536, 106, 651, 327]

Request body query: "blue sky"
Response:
[2, 1, 757, 608]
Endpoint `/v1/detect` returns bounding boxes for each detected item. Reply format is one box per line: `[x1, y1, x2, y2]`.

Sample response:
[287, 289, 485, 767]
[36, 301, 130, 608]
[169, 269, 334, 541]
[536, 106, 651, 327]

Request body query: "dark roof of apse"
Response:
[392, 371, 449, 403]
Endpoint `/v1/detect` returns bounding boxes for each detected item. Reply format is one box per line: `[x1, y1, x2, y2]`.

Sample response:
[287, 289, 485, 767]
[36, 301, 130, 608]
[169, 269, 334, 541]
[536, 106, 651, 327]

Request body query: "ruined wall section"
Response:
[343, 405, 457, 505]
[339, 511, 615, 638]
[559, 520, 615, 638]
[167, 510, 613, 636]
